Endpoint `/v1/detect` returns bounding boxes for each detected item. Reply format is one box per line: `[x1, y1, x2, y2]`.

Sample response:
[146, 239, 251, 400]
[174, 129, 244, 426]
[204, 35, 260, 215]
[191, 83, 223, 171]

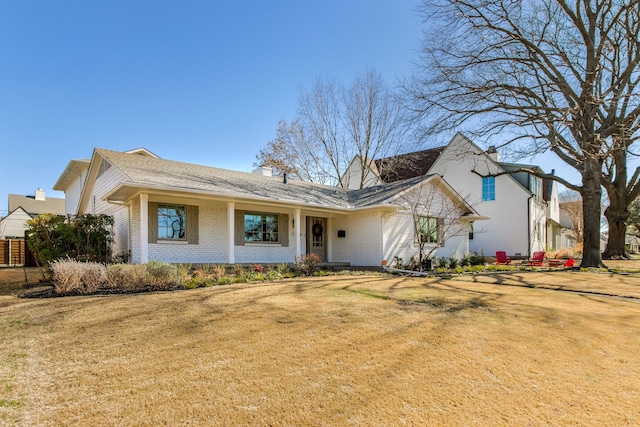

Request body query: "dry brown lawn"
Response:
[1, 267, 640, 426]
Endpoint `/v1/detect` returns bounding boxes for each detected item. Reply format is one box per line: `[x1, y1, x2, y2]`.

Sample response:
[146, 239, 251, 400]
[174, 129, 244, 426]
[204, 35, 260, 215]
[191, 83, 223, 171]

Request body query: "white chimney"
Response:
[486, 146, 501, 162]
[35, 188, 46, 201]
[252, 166, 273, 177]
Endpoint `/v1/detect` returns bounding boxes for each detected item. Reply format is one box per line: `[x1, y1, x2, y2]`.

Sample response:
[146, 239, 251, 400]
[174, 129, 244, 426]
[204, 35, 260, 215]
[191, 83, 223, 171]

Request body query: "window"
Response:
[158, 205, 186, 239]
[469, 222, 474, 240]
[148, 203, 198, 244]
[419, 216, 439, 244]
[244, 212, 279, 242]
[482, 176, 495, 201]
[530, 176, 543, 204]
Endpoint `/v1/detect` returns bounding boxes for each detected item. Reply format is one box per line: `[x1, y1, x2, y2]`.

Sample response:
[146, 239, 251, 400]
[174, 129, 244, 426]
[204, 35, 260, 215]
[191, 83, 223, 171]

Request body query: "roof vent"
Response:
[35, 188, 46, 201]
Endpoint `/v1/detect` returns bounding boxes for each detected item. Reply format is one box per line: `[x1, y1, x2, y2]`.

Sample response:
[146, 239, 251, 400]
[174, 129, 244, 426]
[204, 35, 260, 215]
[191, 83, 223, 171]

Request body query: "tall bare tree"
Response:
[406, 0, 640, 267]
[257, 69, 412, 188]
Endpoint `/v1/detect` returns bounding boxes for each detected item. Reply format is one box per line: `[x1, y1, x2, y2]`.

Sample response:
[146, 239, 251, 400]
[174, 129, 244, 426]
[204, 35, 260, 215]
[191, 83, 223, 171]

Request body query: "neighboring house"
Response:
[559, 201, 582, 249]
[54, 148, 484, 266]
[626, 234, 639, 254]
[0, 189, 66, 239]
[543, 172, 563, 251]
[343, 133, 548, 258]
[0, 207, 33, 239]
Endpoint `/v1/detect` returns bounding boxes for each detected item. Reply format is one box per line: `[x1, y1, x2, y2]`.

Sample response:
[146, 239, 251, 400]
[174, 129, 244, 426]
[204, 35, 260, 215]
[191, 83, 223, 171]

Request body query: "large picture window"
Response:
[244, 212, 279, 242]
[158, 205, 186, 239]
[482, 176, 495, 201]
[419, 216, 440, 244]
[234, 210, 289, 247]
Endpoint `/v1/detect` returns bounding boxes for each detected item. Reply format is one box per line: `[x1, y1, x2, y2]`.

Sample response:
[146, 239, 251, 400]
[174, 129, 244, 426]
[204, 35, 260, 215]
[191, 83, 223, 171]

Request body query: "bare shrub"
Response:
[106, 264, 148, 291]
[50, 258, 83, 293]
[292, 254, 321, 276]
[81, 263, 107, 293]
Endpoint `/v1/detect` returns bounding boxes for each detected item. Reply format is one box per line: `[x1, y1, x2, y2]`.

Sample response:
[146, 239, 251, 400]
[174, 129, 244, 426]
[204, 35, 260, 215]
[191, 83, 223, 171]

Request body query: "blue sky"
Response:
[0, 0, 580, 215]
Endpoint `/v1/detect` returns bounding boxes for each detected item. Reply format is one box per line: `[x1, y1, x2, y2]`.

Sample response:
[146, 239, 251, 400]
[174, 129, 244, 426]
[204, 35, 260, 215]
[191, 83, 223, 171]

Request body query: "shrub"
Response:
[448, 256, 458, 269]
[253, 264, 265, 273]
[146, 261, 180, 289]
[391, 256, 404, 269]
[291, 254, 321, 276]
[434, 257, 448, 269]
[106, 264, 148, 291]
[50, 258, 84, 293]
[81, 262, 107, 293]
[233, 264, 246, 277]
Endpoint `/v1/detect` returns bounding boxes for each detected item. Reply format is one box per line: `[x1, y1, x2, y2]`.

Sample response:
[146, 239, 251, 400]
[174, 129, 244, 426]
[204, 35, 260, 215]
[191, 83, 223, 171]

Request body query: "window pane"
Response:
[482, 177, 495, 201]
[244, 213, 279, 243]
[158, 205, 186, 239]
[419, 216, 439, 244]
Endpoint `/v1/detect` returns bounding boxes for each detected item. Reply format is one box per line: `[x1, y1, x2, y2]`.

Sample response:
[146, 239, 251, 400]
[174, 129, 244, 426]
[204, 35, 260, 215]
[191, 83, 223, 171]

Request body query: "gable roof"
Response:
[7, 194, 65, 216]
[83, 149, 480, 216]
[374, 146, 446, 183]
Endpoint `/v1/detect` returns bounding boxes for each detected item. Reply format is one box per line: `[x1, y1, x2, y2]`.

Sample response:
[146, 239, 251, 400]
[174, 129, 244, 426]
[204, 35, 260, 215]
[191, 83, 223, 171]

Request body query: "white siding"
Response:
[85, 165, 130, 259]
[64, 170, 88, 214]
[0, 209, 31, 239]
[429, 134, 534, 257]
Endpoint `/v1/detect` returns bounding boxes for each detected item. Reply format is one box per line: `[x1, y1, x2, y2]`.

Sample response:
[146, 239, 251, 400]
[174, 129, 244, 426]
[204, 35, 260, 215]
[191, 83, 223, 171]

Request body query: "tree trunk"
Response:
[580, 158, 605, 268]
[602, 149, 631, 259]
[602, 200, 630, 259]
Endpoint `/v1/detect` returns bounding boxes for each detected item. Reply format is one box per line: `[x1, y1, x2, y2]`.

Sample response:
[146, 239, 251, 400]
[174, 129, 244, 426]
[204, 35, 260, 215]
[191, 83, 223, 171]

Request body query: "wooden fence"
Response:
[0, 239, 35, 266]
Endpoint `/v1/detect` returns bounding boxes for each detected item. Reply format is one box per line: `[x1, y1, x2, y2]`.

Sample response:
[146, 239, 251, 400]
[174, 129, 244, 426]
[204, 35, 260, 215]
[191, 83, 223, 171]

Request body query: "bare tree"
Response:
[406, 0, 640, 267]
[559, 190, 584, 246]
[256, 120, 332, 183]
[397, 179, 472, 271]
[257, 69, 412, 187]
[628, 197, 640, 236]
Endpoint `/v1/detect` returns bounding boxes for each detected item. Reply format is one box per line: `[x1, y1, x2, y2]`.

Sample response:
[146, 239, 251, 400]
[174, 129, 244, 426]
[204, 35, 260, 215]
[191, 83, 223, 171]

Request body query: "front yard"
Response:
[1, 270, 639, 425]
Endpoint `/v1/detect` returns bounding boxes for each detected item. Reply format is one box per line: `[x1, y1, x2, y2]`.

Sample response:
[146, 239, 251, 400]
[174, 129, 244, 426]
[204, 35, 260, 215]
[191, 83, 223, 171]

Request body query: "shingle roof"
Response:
[96, 149, 431, 210]
[374, 146, 446, 183]
[8, 194, 65, 216]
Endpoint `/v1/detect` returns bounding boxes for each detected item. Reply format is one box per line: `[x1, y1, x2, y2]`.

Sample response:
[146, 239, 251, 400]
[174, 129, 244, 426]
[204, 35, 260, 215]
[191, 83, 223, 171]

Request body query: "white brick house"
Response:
[54, 148, 484, 267]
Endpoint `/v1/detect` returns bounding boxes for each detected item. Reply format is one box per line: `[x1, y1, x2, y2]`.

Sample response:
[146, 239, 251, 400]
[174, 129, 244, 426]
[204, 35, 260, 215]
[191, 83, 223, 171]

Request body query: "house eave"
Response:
[104, 183, 397, 214]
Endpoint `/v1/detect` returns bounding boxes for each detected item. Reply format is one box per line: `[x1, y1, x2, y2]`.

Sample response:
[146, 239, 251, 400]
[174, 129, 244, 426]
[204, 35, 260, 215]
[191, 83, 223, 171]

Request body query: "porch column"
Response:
[326, 217, 332, 262]
[295, 208, 301, 258]
[140, 193, 149, 264]
[228, 201, 235, 264]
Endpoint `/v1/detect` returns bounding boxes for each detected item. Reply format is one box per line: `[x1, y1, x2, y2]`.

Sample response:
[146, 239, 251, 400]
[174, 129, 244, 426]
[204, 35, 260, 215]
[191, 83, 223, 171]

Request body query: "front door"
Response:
[306, 217, 326, 261]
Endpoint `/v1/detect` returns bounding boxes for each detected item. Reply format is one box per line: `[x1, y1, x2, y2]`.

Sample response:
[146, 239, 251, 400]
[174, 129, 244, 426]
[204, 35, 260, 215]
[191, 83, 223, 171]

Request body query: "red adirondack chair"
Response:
[495, 251, 512, 265]
[563, 258, 575, 268]
[528, 251, 545, 266]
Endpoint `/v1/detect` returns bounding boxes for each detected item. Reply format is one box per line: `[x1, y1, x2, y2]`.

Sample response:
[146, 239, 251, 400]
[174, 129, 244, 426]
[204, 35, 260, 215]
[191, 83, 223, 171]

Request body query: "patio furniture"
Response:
[548, 259, 561, 268]
[563, 259, 575, 268]
[495, 251, 512, 265]
[527, 251, 545, 266]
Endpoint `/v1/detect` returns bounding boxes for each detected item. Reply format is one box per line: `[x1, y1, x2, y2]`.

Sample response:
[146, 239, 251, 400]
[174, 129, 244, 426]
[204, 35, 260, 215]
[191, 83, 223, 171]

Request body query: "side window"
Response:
[482, 176, 495, 201]
[419, 216, 439, 244]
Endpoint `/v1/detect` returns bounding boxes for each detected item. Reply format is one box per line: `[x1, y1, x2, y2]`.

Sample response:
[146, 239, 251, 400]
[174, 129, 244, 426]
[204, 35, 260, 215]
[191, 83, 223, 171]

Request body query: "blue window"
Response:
[482, 177, 495, 201]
